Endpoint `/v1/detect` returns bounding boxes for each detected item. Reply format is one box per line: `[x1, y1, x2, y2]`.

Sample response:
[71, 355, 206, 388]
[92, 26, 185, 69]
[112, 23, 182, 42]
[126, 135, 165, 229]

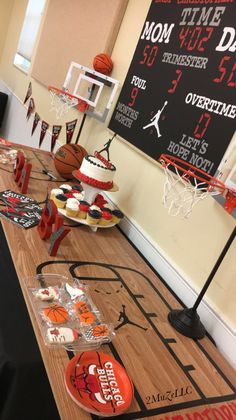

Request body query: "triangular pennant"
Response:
[39, 121, 49, 148]
[31, 112, 40, 136]
[26, 98, 35, 120]
[66, 119, 77, 144]
[24, 82, 32, 104]
[51, 125, 62, 153]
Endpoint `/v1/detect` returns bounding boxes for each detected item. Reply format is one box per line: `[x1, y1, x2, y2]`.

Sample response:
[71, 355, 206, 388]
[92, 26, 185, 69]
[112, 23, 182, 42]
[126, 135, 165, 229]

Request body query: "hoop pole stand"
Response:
[168, 225, 236, 339]
[75, 84, 96, 145]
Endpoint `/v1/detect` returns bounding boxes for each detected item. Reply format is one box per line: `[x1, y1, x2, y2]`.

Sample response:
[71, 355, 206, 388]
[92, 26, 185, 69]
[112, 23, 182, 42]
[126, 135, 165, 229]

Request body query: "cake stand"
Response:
[61, 172, 119, 232]
[57, 208, 116, 232]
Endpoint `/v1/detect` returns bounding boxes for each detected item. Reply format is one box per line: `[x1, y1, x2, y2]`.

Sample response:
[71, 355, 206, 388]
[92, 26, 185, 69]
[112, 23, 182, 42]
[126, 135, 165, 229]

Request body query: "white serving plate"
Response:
[58, 208, 116, 231]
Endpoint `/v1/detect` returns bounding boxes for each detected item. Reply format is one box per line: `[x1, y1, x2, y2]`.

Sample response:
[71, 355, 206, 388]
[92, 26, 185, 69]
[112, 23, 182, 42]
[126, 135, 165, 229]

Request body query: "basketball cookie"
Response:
[65, 351, 134, 416]
[43, 304, 69, 324]
[54, 144, 87, 179]
[93, 53, 113, 75]
[83, 324, 110, 342]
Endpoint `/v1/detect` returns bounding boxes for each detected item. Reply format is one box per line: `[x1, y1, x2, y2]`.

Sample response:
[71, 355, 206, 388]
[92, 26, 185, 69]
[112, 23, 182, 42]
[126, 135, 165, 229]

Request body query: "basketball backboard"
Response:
[63, 62, 120, 123]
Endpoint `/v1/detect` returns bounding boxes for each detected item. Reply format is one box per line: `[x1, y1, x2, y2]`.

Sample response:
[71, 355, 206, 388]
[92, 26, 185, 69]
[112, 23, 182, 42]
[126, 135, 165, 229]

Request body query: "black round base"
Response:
[168, 308, 206, 339]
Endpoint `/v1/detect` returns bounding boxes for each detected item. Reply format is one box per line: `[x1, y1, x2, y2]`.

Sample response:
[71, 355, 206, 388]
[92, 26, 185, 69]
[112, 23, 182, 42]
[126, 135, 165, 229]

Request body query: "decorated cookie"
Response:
[83, 324, 110, 341]
[46, 327, 78, 344]
[65, 283, 85, 300]
[43, 304, 69, 324]
[35, 286, 59, 301]
[74, 301, 96, 325]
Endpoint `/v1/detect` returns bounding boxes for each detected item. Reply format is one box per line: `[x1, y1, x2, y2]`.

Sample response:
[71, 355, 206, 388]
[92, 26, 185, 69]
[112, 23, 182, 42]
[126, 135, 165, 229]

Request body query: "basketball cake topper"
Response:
[65, 351, 133, 416]
[72, 135, 118, 192]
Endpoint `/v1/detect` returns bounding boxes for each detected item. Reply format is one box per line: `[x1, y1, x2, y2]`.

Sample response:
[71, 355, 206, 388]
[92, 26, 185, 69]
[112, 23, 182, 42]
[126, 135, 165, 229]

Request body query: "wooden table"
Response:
[0, 145, 235, 420]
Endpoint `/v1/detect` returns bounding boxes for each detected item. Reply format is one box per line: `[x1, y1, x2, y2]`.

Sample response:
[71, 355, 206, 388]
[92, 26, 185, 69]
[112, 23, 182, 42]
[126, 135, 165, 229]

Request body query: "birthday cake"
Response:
[74, 152, 116, 190]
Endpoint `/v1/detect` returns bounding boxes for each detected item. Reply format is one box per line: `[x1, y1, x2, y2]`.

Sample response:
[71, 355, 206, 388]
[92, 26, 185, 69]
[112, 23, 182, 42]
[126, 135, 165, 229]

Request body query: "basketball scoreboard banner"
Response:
[109, 0, 236, 176]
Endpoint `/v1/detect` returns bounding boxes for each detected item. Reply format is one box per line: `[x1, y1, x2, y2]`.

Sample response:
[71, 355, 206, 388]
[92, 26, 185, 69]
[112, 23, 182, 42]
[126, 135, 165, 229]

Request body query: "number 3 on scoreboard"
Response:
[168, 69, 182, 94]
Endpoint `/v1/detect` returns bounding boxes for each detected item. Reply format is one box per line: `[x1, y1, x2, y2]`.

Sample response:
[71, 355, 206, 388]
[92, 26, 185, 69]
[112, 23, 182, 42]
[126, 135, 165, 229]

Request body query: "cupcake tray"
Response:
[26, 274, 115, 351]
[58, 208, 116, 231]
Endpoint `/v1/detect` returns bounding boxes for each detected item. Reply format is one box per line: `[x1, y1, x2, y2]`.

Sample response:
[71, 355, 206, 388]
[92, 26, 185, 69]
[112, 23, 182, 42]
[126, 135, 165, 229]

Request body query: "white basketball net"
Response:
[49, 88, 79, 120]
[162, 163, 221, 218]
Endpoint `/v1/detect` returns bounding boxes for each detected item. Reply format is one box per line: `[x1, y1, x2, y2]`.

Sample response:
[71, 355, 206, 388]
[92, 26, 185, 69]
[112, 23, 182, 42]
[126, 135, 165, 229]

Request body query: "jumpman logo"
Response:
[143, 100, 168, 138]
[115, 305, 147, 331]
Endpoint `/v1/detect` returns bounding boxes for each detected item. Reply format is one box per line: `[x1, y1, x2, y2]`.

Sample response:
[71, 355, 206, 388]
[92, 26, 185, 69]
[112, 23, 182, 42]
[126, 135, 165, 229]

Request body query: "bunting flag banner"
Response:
[39, 121, 49, 148]
[23, 82, 32, 104]
[31, 112, 40, 136]
[66, 119, 77, 144]
[26, 98, 35, 120]
[51, 125, 62, 153]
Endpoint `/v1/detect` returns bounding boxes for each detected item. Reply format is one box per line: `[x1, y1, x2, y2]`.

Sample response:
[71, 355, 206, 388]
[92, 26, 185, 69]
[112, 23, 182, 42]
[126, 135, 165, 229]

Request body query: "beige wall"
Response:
[0, 0, 14, 60]
[0, 0, 235, 330]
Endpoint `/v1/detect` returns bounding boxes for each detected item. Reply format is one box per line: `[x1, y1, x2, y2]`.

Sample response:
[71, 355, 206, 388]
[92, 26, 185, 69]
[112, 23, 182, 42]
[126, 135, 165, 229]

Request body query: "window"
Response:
[14, 0, 46, 73]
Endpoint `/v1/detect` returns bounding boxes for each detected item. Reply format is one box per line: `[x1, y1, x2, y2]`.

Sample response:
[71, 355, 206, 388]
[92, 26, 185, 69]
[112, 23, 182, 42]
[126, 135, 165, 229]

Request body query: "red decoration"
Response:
[37, 199, 57, 239]
[13, 151, 31, 194]
[39, 121, 49, 148]
[31, 112, 40, 136]
[51, 125, 62, 153]
[74, 169, 113, 190]
[37, 199, 71, 256]
[66, 119, 77, 144]
[23, 82, 32, 104]
[26, 98, 35, 120]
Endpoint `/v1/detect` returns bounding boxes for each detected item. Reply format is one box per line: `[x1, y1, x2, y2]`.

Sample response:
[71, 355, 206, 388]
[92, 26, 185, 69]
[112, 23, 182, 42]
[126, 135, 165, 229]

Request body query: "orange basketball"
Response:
[93, 53, 113, 75]
[54, 144, 87, 179]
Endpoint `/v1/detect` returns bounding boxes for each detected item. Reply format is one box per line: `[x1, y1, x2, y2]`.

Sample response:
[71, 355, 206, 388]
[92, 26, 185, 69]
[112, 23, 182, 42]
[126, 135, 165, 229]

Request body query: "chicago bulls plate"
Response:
[65, 351, 134, 416]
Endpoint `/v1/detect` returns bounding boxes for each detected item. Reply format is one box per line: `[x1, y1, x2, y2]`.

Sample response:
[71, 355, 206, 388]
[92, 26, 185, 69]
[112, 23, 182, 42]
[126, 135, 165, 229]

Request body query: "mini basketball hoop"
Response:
[159, 154, 226, 218]
[48, 86, 89, 119]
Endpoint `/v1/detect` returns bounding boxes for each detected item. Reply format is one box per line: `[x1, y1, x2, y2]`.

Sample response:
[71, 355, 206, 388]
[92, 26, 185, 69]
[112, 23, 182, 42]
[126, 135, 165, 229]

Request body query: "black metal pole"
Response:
[192, 225, 236, 310]
[168, 225, 236, 339]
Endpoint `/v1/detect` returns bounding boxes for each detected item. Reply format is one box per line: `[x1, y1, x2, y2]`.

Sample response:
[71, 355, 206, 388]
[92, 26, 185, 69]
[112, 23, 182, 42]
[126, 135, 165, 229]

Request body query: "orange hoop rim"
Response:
[159, 153, 225, 193]
[48, 86, 89, 112]
[48, 86, 79, 102]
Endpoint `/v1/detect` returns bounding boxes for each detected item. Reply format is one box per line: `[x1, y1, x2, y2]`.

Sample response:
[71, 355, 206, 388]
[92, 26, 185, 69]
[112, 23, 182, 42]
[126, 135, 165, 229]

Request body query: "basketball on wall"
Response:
[93, 53, 113, 75]
[54, 144, 87, 179]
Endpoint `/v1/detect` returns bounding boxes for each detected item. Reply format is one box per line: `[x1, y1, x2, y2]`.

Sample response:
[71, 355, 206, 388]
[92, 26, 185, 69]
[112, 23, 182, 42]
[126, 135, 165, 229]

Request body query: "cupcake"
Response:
[103, 203, 114, 211]
[99, 209, 113, 226]
[54, 193, 67, 209]
[72, 191, 84, 201]
[89, 204, 102, 213]
[50, 188, 63, 200]
[112, 209, 124, 224]
[59, 184, 72, 193]
[86, 209, 101, 225]
[65, 190, 84, 201]
[78, 200, 90, 219]
[71, 184, 83, 192]
[66, 198, 79, 217]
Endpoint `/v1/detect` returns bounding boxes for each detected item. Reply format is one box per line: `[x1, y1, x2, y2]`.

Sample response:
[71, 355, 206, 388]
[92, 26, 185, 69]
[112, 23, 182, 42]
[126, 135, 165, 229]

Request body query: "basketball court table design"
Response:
[0, 145, 235, 420]
[35, 258, 236, 419]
